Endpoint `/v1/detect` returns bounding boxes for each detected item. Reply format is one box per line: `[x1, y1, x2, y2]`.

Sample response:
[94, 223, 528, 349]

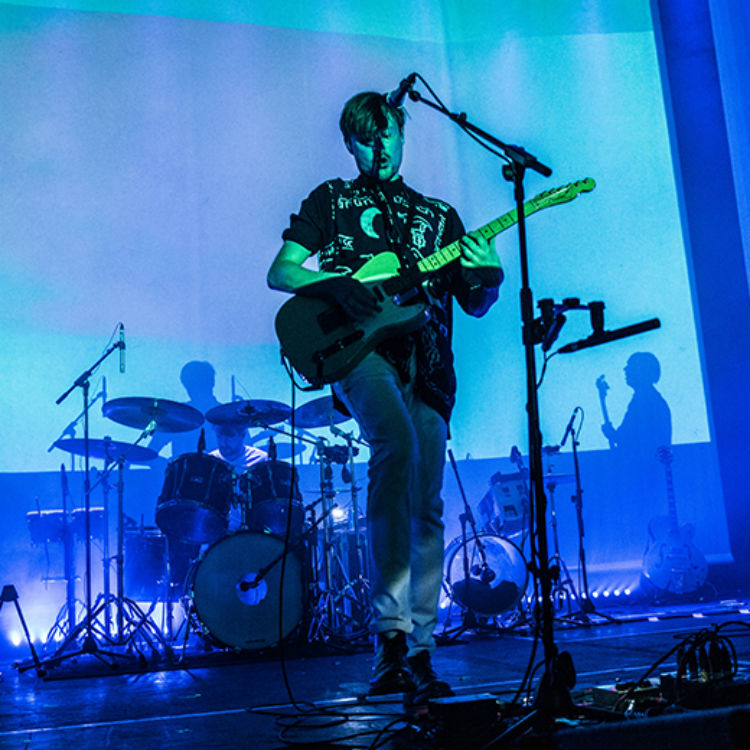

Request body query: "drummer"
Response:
[208, 423, 268, 533]
[208, 423, 268, 472]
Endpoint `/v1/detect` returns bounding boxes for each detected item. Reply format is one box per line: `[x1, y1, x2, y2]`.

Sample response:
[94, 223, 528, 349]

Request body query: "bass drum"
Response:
[443, 532, 528, 617]
[189, 531, 305, 651]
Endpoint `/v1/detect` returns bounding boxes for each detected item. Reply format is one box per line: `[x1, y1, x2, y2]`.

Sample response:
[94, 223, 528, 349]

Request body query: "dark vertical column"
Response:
[652, 0, 749, 584]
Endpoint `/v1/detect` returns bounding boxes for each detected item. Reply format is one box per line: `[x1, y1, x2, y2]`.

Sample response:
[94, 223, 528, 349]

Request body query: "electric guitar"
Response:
[275, 178, 596, 385]
[642, 446, 708, 595]
[595, 375, 616, 449]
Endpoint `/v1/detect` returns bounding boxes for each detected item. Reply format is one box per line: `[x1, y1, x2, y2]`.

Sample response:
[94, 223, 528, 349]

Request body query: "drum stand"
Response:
[307, 436, 371, 643]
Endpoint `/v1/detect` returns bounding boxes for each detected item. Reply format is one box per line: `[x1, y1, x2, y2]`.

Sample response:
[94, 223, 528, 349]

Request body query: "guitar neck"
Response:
[416, 194, 550, 275]
[659, 447, 679, 533]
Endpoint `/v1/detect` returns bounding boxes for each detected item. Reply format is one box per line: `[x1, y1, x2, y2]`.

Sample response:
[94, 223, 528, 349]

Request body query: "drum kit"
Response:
[31, 392, 371, 661]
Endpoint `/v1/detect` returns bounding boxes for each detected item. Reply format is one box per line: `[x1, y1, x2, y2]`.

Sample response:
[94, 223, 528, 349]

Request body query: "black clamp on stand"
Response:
[405, 73, 661, 737]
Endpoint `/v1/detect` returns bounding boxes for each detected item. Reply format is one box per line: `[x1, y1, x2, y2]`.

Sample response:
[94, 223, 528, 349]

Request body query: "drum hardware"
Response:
[440, 450, 530, 640]
[182, 509, 333, 654]
[22, 335, 142, 674]
[553, 409, 620, 626]
[155, 452, 235, 545]
[46, 377, 107, 471]
[306, 433, 371, 642]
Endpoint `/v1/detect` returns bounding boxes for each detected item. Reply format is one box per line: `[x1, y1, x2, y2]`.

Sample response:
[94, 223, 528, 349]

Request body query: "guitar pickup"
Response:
[314, 329, 365, 362]
[393, 287, 420, 306]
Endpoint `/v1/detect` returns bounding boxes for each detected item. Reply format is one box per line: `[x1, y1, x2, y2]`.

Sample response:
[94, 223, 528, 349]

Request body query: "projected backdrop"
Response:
[1, 0, 709, 472]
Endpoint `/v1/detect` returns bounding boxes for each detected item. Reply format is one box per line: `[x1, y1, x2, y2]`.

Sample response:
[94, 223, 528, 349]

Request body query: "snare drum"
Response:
[188, 530, 305, 650]
[240, 461, 304, 540]
[156, 453, 234, 544]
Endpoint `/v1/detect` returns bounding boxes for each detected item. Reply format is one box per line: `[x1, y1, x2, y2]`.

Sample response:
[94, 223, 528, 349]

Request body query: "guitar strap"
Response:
[372, 184, 419, 271]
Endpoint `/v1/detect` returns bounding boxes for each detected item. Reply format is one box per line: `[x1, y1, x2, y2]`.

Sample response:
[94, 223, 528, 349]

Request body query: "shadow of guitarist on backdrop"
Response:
[596, 352, 707, 599]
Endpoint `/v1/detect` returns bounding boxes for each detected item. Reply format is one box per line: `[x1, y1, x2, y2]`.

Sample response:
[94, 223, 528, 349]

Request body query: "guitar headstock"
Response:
[533, 178, 596, 209]
[595, 374, 609, 396]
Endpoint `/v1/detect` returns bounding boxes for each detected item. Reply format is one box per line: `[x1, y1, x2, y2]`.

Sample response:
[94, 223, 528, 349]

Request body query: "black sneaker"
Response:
[368, 631, 416, 696]
[403, 649, 454, 708]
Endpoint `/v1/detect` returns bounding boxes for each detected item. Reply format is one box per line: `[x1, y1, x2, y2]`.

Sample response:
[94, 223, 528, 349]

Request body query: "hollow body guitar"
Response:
[275, 178, 595, 385]
[642, 446, 708, 595]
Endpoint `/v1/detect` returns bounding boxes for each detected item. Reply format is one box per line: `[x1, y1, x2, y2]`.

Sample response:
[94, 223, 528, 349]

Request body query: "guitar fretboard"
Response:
[415, 179, 594, 276]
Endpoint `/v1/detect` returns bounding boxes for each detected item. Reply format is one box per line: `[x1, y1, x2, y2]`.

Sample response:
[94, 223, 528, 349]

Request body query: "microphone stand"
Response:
[408, 86, 575, 729]
[31, 338, 129, 673]
[440, 449, 495, 639]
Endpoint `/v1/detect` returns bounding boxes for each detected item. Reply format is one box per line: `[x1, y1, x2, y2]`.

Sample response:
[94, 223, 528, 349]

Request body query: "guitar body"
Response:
[643, 516, 708, 595]
[642, 446, 708, 595]
[274, 253, 429, 385]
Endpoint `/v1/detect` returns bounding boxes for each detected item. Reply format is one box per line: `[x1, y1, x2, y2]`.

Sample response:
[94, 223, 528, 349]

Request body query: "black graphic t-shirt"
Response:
[282, 175, 499, 424]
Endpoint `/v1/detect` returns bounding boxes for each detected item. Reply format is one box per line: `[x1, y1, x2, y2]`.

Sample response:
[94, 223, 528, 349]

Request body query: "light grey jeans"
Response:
[333, 352, 447, 656]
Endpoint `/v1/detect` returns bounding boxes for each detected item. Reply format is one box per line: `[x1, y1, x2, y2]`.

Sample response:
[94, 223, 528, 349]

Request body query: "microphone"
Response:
[197, 428, 206, 454]
[386, 72, 417, 108]
[119, 323, 126, 373]
[100, 376, 107, 413]
[558, 318, 660, 354]
[560, 408, 578, 448]
[268, 436, 277, 461]
[510, 445, 522, 463]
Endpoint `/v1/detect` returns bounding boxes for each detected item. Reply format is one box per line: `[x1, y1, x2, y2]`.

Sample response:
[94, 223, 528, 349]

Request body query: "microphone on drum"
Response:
[197, 428, 206, 454]
[471, 563, 496, 584]
[268, 436, 277, 461]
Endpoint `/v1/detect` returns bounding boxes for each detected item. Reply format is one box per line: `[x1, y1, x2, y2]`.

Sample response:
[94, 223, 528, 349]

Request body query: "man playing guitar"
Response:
[267, 90, 503, 706]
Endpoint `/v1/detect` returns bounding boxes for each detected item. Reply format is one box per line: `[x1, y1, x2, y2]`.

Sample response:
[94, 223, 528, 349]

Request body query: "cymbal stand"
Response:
[307, 439, 371, 641]
[545, 477, 582, 622]
[565, 417, 620, 625]
[94, 429, 174, 656]
[329, 422, 369, 586]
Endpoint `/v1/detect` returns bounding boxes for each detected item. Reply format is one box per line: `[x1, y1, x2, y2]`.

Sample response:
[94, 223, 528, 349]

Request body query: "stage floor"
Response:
[0, 598, 748, 749]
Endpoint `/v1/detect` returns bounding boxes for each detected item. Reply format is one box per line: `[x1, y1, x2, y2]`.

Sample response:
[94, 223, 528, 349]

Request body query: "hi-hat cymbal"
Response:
[53, 438, 158, 463]
[205, 400, 291, 428]
[103, 397, 204, 433]
[292, 396, 350, 428]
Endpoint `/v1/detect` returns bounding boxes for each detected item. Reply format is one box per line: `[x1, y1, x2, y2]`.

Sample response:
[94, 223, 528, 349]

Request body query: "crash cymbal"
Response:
[103, 397, 203, 433]
[205, 399, 291, 427]
[53, 438, 158, 463]
[292, 396, 350, 428]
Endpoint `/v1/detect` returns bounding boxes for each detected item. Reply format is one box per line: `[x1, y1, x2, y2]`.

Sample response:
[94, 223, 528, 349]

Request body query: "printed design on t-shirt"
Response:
[337, 194, 376, 210]
[359, 207, 382, 239]
[410, 215, 432, 256]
